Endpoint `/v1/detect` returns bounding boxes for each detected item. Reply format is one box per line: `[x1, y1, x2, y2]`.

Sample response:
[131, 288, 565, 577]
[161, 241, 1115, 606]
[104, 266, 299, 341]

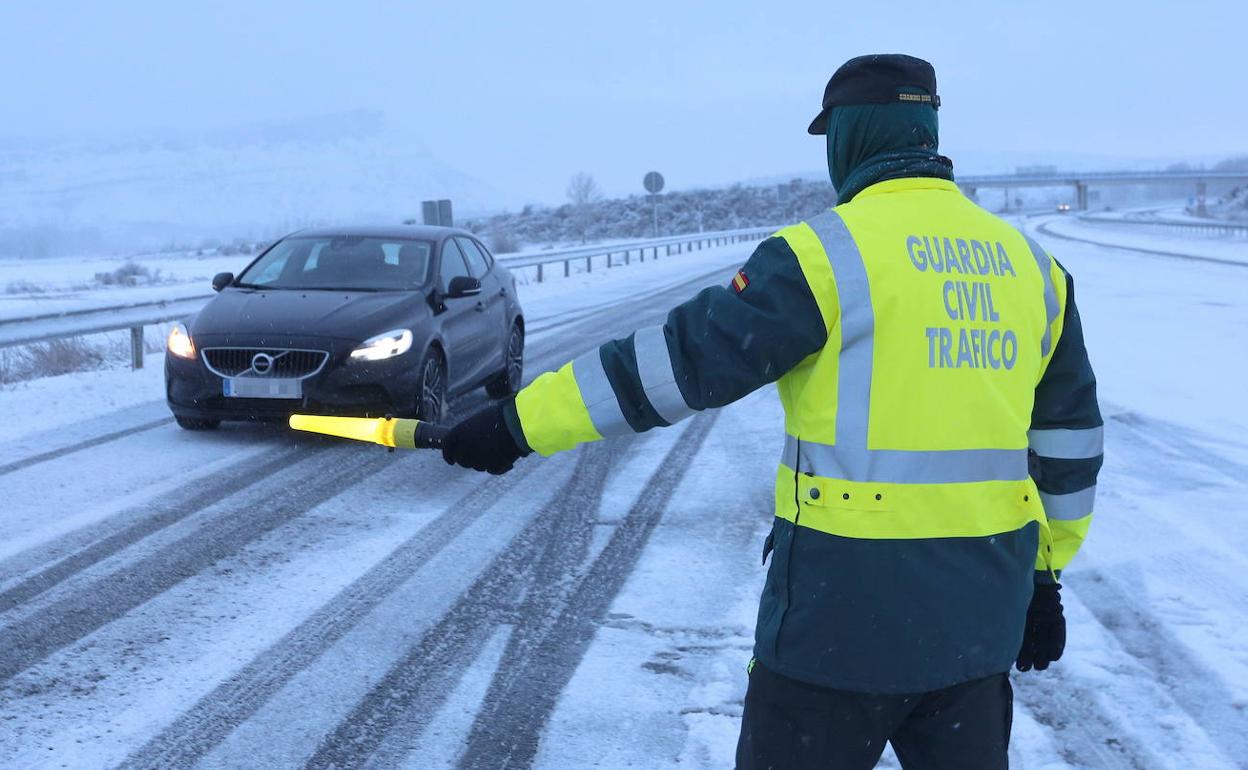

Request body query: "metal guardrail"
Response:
[0, 296, 213, 369]
[0, 226, 776, 369]
[1075, 214, 1248, 237]
[959, 169, 1248, 187]
[0, 293, 214, 326]
[496, 226, 776, 281]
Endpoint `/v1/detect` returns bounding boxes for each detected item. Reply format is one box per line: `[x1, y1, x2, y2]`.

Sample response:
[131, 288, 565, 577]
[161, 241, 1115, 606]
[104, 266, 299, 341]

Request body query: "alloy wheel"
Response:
[419, 353, 446, 422]
[505, 326, 524, 392]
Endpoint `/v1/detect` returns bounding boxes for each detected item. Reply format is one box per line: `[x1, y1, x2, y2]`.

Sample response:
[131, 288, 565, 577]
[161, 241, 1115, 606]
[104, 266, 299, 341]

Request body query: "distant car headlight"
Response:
[350, 328, 413, 361]
[167, 323, 197, 359]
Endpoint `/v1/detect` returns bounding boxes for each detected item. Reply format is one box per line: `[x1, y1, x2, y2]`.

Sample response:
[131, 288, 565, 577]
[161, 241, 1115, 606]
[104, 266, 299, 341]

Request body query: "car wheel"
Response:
[486, 323, 524, 399]
[175, 415, 220, 430]
[417, 348, 447, 422]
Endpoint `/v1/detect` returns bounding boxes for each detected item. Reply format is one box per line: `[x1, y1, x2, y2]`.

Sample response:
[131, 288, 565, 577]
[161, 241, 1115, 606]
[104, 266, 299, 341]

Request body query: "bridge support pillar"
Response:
[1075, 182, 1089, 211]
[1196, 180, 1208, 217]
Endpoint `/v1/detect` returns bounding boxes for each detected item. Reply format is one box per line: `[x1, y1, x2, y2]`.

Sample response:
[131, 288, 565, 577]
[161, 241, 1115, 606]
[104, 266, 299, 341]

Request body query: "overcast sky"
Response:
[3, 1, 1245, 203]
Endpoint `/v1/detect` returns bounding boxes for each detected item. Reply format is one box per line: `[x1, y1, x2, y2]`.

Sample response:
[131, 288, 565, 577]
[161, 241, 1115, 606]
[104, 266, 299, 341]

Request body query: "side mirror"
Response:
[212, 272, 234, 292]
[445, 276, 482, 298]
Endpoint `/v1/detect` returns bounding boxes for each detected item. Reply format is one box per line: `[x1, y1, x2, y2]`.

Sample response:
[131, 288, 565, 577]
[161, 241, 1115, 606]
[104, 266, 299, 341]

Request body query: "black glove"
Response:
[1016, 582, 1066, 672]
[441, 401, 526, 475]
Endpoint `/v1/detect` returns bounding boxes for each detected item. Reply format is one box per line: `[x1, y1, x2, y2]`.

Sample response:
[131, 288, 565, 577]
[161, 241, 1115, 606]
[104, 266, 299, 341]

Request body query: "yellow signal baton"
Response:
[288, 414, 448, 450]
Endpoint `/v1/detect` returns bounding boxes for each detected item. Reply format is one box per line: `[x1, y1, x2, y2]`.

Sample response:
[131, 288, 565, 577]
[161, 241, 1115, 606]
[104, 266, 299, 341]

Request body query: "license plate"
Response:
[224, 377, 302, 399]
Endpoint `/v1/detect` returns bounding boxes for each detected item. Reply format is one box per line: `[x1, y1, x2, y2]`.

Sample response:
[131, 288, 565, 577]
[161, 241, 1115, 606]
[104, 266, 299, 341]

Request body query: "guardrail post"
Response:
[607, 252, 613, 268]
[588, 255, 593, 272]
[640, 247, 645, 263]
[564, 259, 570, 277]
[625, 250, 630, 265]
[537, 262, 544, 283]
[130, 325, 144, 369]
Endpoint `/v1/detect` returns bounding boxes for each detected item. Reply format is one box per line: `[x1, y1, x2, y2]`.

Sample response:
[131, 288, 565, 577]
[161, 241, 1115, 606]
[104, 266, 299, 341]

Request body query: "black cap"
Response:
[807, 54, 940, 135]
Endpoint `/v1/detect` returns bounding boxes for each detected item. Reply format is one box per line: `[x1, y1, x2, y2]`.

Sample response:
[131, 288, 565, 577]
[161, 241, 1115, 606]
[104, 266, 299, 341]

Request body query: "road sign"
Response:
[421, 199, 454, 226]
[643, 171, 665, 195]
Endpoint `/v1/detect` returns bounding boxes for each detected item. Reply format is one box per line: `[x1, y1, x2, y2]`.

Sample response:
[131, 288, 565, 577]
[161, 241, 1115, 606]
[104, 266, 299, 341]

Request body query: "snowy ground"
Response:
[0, 216, 1245, 768]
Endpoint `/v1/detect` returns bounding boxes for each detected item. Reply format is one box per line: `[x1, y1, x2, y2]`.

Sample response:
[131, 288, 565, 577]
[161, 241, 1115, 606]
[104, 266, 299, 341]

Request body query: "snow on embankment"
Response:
[1036, 214, 1248, 267]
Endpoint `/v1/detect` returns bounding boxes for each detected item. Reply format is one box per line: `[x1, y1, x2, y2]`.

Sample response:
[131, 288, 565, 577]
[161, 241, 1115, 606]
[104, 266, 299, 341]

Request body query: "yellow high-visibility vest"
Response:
[772, 177, 1067, 574]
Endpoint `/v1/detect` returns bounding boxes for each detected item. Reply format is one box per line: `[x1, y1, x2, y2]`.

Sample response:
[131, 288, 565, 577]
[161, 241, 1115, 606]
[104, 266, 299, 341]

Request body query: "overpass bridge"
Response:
[956, 169, 1248, 212]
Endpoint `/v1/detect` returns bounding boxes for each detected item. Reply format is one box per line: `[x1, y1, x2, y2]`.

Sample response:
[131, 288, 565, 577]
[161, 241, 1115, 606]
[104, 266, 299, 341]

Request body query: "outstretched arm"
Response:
[505, 234, 831, 458]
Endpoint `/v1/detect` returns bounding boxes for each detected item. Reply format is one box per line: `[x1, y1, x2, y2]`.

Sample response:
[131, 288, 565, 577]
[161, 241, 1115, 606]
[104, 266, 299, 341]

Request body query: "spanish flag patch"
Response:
[731, 270, 749, 293]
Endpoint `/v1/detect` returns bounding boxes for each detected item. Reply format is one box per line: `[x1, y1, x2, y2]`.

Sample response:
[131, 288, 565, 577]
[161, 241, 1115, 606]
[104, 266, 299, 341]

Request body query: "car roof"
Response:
[288, 225, 476, 241]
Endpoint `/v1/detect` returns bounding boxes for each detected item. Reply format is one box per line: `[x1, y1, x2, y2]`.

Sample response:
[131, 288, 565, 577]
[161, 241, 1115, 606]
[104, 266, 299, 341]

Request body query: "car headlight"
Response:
[350, 328, 413, 361]
[167, 323, 197, 359]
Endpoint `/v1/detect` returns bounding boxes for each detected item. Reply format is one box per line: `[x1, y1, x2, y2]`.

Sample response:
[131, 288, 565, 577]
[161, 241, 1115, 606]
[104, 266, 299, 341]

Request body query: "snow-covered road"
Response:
[0, 218, 1245, 769]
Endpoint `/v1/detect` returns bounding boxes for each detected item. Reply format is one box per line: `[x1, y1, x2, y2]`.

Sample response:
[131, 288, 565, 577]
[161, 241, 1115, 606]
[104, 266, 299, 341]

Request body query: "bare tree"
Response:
[566, 172, 603, 243]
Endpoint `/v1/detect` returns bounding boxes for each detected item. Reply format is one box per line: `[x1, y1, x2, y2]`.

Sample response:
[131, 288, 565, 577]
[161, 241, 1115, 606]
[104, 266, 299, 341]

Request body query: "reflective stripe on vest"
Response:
[632, 325, 696, 426]
[807, 212, 874, 449]
[1023, 234, 1060, 358]
[1028, 426, 1108, 456]
[1027, 426, 1103, 459]
[781, 435, 1029, 484]
[795, 210, 1029, 486]
[572, 349, 631, 437]
[1039, 486, 1097, 521]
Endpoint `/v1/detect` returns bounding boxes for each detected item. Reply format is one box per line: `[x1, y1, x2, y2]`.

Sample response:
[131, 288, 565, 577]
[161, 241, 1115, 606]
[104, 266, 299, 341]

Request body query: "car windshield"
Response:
[236, 235, 434, 291]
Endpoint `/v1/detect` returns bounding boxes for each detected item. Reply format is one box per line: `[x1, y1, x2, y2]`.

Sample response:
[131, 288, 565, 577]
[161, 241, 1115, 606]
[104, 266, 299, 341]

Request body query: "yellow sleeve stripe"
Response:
[1047, 513, 1092, 572]
[514, 362, 604, 457]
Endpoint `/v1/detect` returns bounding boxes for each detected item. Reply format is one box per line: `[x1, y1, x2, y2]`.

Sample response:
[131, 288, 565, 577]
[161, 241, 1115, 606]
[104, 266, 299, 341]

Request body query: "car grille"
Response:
[202, 348, 329, 379]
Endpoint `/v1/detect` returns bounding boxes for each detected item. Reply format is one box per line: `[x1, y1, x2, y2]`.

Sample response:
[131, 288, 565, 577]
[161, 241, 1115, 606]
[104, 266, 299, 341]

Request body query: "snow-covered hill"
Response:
[0, 111, 519, 259]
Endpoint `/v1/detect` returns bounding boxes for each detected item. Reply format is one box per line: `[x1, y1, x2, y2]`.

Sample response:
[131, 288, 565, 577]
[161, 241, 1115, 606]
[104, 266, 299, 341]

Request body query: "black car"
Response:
[165, 226, 524, 430]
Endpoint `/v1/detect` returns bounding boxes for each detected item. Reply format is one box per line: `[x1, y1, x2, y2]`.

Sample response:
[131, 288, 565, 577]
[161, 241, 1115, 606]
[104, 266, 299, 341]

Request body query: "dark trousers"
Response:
[736, 662, 1012, 770]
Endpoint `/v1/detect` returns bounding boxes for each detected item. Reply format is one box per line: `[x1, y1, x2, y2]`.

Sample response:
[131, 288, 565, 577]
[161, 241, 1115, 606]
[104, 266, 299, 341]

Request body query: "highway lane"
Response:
[0, 246, 751, 769]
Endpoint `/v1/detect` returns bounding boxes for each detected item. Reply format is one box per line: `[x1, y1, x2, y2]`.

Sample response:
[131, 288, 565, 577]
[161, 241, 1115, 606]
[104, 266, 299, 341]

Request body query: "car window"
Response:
[249, 251, 291, 283]
[474, 239, 495, 268]
[457, 237, 491, 278]
[301, 242, 326, 272]
[237, 236, 432, 290]
[440, 239, 472, 287]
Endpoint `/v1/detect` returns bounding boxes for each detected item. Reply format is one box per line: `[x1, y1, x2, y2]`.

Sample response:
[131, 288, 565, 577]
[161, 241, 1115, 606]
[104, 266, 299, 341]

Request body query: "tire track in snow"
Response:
[1073, 569, 1248, 768]
[0, 444, 313, 614]
[454, 412, 718, 770]
[0, 445, 392, 683]
[1107, 408, 1248, 484]
[0, 416, 173, 478]
[118, 456, 542, 770]
[300, 437, 628, 770]
[1014, 672, 1160, 770]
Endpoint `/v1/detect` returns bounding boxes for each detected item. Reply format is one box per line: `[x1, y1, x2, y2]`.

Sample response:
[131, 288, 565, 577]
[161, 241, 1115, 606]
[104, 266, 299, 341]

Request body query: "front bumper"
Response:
[165, 339, 422, 422]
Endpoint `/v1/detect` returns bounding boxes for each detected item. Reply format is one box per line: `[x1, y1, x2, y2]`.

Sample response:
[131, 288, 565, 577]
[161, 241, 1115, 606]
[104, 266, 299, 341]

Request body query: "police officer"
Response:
[441, 54, 1102, 770]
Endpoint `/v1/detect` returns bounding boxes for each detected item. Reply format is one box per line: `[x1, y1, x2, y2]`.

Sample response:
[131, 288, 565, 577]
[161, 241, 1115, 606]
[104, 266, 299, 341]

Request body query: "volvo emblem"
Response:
[251, 352, 275, 375]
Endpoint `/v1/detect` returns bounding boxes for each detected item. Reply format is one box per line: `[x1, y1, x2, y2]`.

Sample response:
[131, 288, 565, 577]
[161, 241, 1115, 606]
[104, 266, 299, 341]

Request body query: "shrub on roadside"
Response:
[23, 337, 106, 377]
[4, 279, 47, 295]
[487, 228, 520, 255]
[95, 261, 163, 287]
